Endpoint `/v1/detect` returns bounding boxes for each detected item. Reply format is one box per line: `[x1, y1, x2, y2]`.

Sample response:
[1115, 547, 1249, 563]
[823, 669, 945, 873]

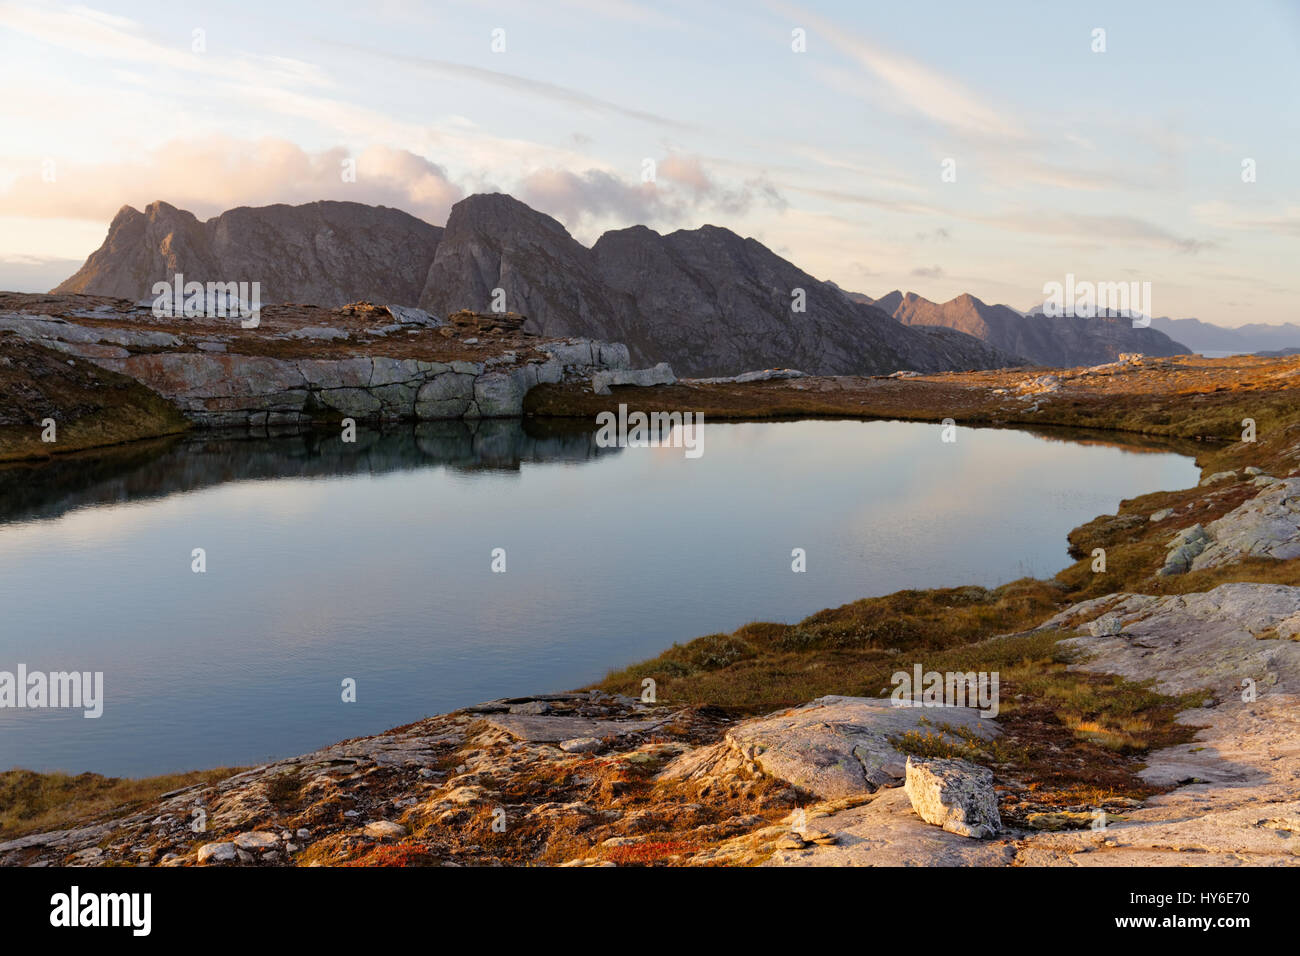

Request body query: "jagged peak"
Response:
[110, 203, 143, 223]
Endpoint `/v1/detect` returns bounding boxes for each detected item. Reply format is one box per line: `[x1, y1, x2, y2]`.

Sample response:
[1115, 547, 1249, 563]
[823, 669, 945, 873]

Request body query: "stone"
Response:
[591, 362, 676, 395]
[387, 304, 443, 327]
[509, 700, 551, 715]
[904, 756, 1001, 838]
[542, 341, 595, 367]
[1200, 470, 1238, 487]
[233, 831, 280, 851]
[688, 368, 808, 385]
[196, 842, 238, 864]
[1157, 523, 1209, 575]
[285, 326, 348, 341]
[559, 737, 603, 754]
[362, 820, 408, 840]
[1149, 508, 1173, 522]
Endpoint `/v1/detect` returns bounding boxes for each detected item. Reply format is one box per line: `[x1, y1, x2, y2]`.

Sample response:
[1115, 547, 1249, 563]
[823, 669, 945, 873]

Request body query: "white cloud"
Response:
[0, 140, 463, 224]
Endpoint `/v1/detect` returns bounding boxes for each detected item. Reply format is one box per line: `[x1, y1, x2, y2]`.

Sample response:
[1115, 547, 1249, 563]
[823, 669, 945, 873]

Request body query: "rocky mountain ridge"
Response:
[54, 195, 1022, 378]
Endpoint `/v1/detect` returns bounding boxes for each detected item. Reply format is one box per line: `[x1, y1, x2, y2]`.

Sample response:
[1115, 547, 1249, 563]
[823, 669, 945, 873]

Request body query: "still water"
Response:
[0, 419, 1199, 776]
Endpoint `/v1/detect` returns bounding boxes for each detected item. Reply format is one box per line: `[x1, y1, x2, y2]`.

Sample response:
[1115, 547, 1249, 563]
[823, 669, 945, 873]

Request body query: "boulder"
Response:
[232, 831, 280, 851]
[196, 842, 238, 864]
[362, 820, 408, 840]
[386, 304, 443, 327]
[903, 756, 1001, 838]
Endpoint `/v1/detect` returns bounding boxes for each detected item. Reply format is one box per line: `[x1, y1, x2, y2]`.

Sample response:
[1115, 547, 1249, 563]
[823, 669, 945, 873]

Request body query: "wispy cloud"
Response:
[326, 41, 697, 131]
[975, 210, 1217, 253]
[778, 2, 1024, 141]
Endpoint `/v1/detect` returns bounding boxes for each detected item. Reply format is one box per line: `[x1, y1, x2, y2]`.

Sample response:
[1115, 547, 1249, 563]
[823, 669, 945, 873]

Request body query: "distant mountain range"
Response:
[849, 290, 1189, 367]
[55, 193, 1206, 375]
[1146, 316, 1300, 354]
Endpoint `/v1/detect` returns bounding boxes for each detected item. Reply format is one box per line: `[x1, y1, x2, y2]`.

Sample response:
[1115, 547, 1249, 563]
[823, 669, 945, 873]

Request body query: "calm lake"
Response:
[0, 419, 1199, 777]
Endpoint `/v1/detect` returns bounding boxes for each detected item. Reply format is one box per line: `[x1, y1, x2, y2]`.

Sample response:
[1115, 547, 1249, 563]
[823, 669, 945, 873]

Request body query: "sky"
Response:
[0, 0, 1296, 324]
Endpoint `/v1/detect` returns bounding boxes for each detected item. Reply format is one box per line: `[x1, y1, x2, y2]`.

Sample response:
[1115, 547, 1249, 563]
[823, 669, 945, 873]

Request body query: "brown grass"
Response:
[0, 766, 241, 840]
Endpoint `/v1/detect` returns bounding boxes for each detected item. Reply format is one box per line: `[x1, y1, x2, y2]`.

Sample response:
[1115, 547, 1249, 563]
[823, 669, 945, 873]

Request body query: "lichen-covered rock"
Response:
[903, 756, 1001, 838]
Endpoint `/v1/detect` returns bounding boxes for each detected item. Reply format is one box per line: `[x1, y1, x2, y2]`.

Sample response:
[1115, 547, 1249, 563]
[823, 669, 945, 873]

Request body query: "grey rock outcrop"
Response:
[764, 788, 1015, 867]
[1012, 582, 1300, 865]
[1041, 582, 1300, 697]
[591, 362, 676, 395]
[1191, 478, 1300, 569]
[1, 309, 623, 427]
[1157, 479, 1300, 575]
[658, 695, 998, 801]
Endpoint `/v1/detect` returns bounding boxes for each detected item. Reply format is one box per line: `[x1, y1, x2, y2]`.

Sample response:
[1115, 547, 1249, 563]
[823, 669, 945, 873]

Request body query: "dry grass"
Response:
[0, 767, 241, 840]
[594, 581, 1065, 714]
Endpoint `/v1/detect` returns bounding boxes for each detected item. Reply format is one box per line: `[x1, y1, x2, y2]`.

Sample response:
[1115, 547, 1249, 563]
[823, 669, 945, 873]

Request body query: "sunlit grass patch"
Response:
[0, 767, 240, 840]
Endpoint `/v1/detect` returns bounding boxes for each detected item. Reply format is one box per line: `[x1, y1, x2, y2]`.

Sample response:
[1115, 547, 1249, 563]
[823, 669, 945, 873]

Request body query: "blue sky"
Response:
[1, 0, 1296, 323]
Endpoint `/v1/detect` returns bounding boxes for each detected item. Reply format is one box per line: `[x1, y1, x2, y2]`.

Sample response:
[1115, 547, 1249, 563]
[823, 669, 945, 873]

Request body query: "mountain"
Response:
[861, 290, 1190, 366]
[1148, 316, 1300, 355]
[418, 193, 641, 351]
[57, 194, 1020, 377]
[589, 222, 1018, 376]
[54, 200, 442, 307]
